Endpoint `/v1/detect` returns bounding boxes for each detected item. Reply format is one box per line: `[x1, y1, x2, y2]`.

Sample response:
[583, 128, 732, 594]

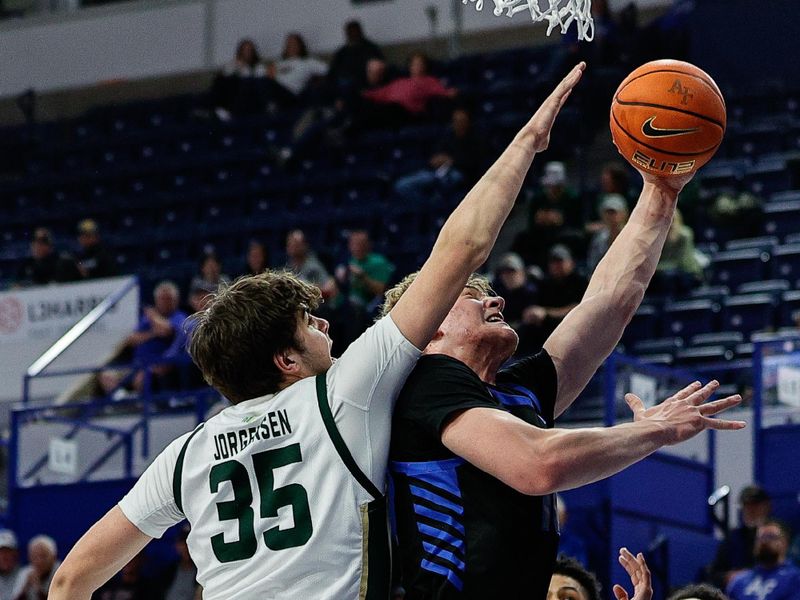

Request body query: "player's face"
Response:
[547, 574, 588, 600]
[294, 310, 334, 377]
[439, 287, 518, 355]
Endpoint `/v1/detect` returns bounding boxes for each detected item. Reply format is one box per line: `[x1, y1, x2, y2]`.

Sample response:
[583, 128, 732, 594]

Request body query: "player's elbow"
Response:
[50, 565, 85, 598]
[506, 458, 561, 496]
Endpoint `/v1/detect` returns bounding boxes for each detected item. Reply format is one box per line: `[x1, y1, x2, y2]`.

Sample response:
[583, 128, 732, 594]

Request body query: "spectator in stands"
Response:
[393, 107, 483, 202]
[522, 244, 587, 347]
[491, 252, 539, 355]
[285, 230, 337, 300]
[155, 526, 199, 600]
[337, 229, 394, 312]
[709, 485, 773, 589]
[513, 161, 583, 268]
[242, 239, 270, 277]
[668, 584, 728, 600]
[556, 495, 589, 567]
[587, 162, 633, 234]
[14, 535, 60, 600]
[93, 552, 157, 600]
[166, 281, 214, 390]
[270, 33, 328, 101]
[100, 281, 188, 396]
[189, 251, 229, 294]
[550, 550, 652, 600]
[327, 20, 384, 94]
[727, 520, 800, 600]
[210, 38, 270, 121]
[14, 228, 80, 287]
[361, 52, 457, 120]
[0, 530, 23, 600]
[75, 219, 117, 280]
[587, 194, 629, 272]
[549, 556, 602, 600]
[656, 208, 703, 281]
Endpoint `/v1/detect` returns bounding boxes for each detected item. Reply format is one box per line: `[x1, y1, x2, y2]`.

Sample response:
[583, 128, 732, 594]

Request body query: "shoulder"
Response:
[401, 354, 486, 396]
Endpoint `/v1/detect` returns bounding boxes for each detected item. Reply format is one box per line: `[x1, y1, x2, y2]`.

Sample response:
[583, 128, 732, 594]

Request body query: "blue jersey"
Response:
[727, 563, 800, 600]
[389, 352, 559, 600]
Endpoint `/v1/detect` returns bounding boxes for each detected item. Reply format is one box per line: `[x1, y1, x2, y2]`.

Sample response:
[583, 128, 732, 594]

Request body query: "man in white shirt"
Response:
[49, 64, 586, 600]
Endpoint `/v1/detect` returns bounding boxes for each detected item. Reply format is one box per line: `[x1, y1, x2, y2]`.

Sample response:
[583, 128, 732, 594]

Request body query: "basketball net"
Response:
[464, 0, 594, 41]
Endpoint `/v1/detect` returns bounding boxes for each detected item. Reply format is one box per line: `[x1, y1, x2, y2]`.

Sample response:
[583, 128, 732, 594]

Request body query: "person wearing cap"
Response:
[656, 208, 703, 280]
[491, 252, 539, 354]
[727, 519, 800, 600]
[708, 485, 774, 588]
[521, 243, 588, 348]
[0, 530, 23, 600]
[513, 160, 583, 268]
[14, 228, 80, 287]
[75, 219, 117, 280]
[587, 193, 629, 272]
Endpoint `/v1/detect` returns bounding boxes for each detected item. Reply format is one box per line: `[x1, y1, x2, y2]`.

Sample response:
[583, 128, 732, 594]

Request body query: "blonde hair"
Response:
[380, 272, 493, 317]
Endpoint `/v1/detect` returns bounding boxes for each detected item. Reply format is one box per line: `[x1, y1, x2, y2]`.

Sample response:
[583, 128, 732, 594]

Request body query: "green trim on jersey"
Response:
[315, 373, 382, 500]
[363, 496, 391, 600]
[173, 423, 205, 514]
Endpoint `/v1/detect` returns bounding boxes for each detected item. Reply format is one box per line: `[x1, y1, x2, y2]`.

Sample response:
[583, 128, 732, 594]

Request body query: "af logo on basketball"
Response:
[668, 79, 694, 105]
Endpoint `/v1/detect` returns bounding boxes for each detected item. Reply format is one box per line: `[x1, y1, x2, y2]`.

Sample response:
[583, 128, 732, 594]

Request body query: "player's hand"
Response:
[639, 170, 695, 195]
[612, 548, 652, 600]
[520, 62, 586, 153]
[625, 380, 746, 445]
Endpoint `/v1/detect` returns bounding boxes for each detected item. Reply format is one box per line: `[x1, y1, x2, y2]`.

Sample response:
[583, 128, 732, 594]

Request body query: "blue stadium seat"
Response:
[721, 293, 775, 335]
[636, 353, 674, 366]
[691, 331, 745, 349]
[688, 286, 730, 302]
[633, 337, 683, 356]
[726, 236, 779, 252]
[662, 299, 720, 338]
[778, 290, 800, 327]
[709, 249, 769, 288]
[737, 279, 790, 296]
[675, 345, 733, 367]
[771, 244, 800, 279]
[764, 202, 800, 238]
[743, 159, 793, 196]
[768, 190, 800, 205]
[622, 305, 659, 347]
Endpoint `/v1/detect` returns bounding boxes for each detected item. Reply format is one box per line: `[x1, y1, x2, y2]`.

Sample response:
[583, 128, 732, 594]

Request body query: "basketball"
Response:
[610, 59, 726, 176]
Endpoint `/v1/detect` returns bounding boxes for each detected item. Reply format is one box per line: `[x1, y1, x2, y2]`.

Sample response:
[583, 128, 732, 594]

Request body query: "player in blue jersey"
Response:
[381, 169, 746, 599]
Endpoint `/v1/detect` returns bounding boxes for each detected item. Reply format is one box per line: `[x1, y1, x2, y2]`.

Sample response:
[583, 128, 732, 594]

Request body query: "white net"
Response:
[464, 0, 594, 41]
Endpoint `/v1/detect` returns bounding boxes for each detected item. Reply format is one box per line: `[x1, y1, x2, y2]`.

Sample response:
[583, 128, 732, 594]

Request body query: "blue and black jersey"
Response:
[389, 351, 559, 600]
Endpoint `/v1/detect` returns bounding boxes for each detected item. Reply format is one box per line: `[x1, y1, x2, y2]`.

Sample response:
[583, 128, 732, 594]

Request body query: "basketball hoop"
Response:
[465, 0, 594, 41]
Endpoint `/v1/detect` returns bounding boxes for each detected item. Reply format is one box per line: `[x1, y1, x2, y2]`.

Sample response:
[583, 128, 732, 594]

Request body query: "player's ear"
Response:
[273, 349, 301, 376]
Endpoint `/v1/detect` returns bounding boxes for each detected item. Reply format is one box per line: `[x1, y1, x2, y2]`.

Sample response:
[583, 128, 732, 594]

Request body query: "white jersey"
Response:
[119, 315, 420, 599]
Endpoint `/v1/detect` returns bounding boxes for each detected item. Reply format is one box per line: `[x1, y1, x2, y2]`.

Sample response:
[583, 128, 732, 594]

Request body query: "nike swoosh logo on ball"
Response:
[641, 116, 700, 138]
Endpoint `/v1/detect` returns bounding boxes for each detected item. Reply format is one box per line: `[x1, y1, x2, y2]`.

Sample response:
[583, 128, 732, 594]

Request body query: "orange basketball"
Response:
[610, 59, 726, 176]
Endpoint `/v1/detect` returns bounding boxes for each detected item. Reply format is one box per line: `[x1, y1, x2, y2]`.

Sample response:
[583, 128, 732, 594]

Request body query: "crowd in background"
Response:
[3, 2, 798, 599]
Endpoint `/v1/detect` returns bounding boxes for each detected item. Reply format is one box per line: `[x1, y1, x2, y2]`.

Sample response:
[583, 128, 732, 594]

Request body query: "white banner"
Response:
[0, 276, 139, 405]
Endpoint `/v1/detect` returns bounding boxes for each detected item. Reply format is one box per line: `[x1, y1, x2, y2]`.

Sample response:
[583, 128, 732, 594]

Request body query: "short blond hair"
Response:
[380, 272, 493, 317]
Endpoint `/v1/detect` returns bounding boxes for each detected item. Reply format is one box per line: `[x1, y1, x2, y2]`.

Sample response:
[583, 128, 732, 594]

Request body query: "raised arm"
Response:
[391, 63, 585, 349]
[441, 380, 744, 495]
[543, 174, 691, 416]
[49, 506, 151, 600]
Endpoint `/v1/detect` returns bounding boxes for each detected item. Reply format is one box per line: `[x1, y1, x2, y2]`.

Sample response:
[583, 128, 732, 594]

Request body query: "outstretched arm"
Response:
[390, 63, 586, 350]
[49, 506, 151, 600]
[440, 380, 744, 495]
[544, 174, 692, 417]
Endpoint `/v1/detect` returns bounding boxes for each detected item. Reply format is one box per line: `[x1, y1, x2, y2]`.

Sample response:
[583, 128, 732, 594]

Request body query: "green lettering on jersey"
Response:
[209, 461, 258, 562]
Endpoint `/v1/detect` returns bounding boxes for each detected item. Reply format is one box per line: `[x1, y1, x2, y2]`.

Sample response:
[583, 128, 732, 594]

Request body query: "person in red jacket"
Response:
[362, 53, 457, 117]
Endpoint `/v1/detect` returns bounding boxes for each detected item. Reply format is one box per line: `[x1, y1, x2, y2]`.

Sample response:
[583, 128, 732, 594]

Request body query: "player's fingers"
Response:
[686, 380, 719, 406]
[668, 380, 702, 402]
[619, 548, 639, 583]
[624, 394, 645, 416]
[612, 584, 630, 600]
[702, 416, 747, 430]
[551, 62, 586, 99]
[637, 553, 652, 587]
[698, 394, 742, 415]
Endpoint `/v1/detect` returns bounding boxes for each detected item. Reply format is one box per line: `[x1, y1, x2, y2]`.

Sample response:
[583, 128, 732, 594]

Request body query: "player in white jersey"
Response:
[49, 63, 586, 600]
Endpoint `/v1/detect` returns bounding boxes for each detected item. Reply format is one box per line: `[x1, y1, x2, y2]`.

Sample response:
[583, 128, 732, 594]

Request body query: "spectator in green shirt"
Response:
[337, 229, 395, 310]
